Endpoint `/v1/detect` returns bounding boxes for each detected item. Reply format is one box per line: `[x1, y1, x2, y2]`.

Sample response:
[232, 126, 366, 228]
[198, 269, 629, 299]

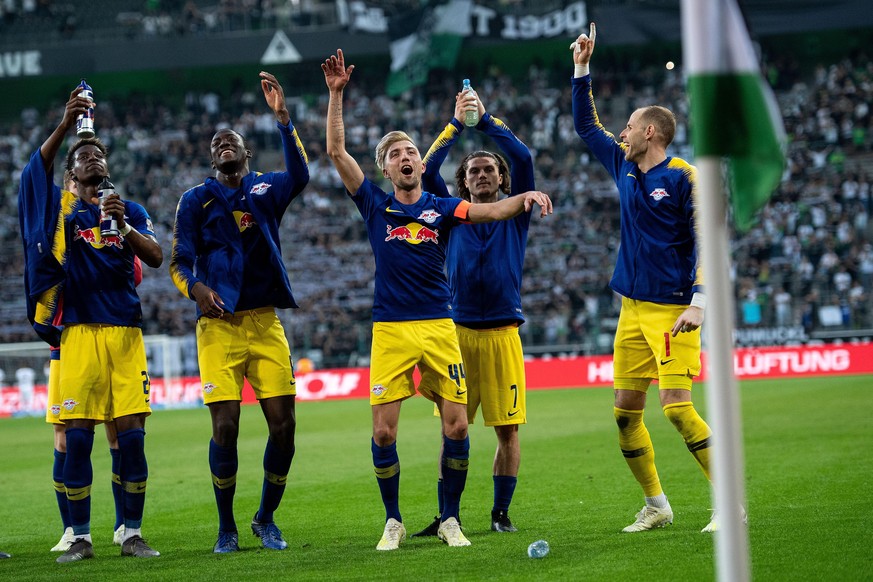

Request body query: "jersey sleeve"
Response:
[269, 120, 310, 212]
[571, 75, 628, 183]
[422, 119, 462, 198]
[685, 166, 705, 294]
[478, 113, 536, 193]
[169, 190, 201, 300]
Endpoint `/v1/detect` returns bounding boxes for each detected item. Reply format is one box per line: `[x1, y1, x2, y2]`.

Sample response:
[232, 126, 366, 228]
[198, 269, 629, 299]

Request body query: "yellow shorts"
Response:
[457, 325, 526, 426]
[369, 319, 466, 406]
[613, 297, 701, 390]
[58, 325, 152, 422]
[45, 352, 62, 425]
[196, 308, 296, 404]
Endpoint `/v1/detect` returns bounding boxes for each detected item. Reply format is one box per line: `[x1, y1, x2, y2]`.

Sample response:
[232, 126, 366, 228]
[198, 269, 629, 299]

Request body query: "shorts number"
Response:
[141, 371, 151, 396]
[448, 362, 466, 387]
[509, 384, 518, 409]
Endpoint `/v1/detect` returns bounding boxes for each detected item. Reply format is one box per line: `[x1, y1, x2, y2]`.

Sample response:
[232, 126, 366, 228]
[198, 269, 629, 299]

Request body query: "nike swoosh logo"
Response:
[456, 389, 467, 396]
[386, 208, 403, 213]
[202, 199, 215, 209]
[660, 358, 676, 365]
[508, 410, 519, 417]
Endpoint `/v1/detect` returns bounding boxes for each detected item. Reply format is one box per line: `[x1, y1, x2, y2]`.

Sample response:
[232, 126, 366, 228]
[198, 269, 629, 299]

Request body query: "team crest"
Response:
[649, 188, 670, 201]
[62, 398, 78, 411]
[371, 384, 386, 396]
[50, 404, 61, 416]
[250, 182, 271, 195]
[417, 209, 441, 224]
[203, 382, 216, 394]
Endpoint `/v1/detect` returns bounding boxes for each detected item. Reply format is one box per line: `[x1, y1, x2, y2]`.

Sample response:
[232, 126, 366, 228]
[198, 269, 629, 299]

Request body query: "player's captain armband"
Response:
[454, 200, 472, 221]
[690, 292, 706, 310]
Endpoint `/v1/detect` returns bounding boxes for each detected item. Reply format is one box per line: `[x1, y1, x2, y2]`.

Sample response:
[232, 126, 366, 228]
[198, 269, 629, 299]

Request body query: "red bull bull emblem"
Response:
[371, 384, 386, 396]
[233, 211, 257, 231]
[62, 398, 78, 411]
[384, 223, 439, 244]
[50, 404, 61, 416]
[73, 225, 124, 249]
[203, 382, 216, 394]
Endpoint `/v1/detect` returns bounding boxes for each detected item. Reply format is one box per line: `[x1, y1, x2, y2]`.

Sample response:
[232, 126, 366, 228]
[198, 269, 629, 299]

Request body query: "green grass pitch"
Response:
[0, 375, 870, 581]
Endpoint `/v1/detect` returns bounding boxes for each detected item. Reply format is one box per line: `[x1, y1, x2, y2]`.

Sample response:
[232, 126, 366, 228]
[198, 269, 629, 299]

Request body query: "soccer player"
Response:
[19, 86, 164, 562]
[571, 24, 715, 532]
[170, 71, 309, 554]
[412, 90, 535, 536]
[46, 171, 141, 553]
[322, 49, 551, 550]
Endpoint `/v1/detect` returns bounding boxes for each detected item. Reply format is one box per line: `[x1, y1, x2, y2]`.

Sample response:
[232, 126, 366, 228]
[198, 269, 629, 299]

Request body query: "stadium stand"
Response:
[0, 4, 871, 370]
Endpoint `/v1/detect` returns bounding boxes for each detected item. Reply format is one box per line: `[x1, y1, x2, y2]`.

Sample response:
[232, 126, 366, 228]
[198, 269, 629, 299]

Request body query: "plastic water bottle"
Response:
[527, 539, 550, 559]
[462, 79, 479, 127]
[98, 176, 119, 237]
[76, 79, 95, 139]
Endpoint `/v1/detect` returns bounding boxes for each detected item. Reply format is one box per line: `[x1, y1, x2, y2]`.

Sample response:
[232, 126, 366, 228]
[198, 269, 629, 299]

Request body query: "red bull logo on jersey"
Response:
[203, 382, 216, 395]
[62, 398, 78, 411]
[384, 223, 439, 244]
[50, 404, 61, 416]
[650, 188, 670, 201]
[250, 182, 271, 196]
[371, 384, 386, 396]
[417, 209, 441, 224]
[73, 225, 124, 249]
[233, 211, 257, 232]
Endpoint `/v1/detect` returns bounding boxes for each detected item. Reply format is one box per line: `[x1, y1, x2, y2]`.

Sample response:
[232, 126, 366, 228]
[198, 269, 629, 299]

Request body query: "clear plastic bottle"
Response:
[76, 79, 95, 139]
[462, 79, 479, 127]
[527, 539, 550, 558]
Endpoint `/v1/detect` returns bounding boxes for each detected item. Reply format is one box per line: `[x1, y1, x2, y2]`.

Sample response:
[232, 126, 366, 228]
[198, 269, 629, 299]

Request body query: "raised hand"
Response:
[259, 71, 290, 125]
[322, 49, 355, 92]
[570, 22, 596, 65]
[62, 85, 94, 132]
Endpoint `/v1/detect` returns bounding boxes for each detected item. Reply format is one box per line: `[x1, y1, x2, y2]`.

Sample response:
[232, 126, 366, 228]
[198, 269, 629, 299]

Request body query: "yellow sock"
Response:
[614, 407, 662, 497]
[663, 402, 712, 481]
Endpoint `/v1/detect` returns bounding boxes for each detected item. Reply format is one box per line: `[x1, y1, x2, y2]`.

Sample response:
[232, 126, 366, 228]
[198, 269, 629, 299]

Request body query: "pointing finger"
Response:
[590, 22, 596, 43]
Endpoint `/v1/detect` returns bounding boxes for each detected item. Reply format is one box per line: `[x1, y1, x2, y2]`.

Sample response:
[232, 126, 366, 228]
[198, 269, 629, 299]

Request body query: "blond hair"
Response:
[374, 130, 417, 171]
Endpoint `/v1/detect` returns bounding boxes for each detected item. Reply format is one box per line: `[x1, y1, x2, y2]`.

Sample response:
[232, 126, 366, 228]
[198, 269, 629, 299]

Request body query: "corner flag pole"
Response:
[696, 157, 750, 582]
[682, 0, 753, 580]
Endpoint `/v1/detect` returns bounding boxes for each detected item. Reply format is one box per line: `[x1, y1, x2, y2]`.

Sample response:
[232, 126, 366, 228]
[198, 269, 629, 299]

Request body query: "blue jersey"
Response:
[18, 149, 153, 343]
[423, 113, 535, 326]
[170, 121, 309, 316]
[572, 75, 703, 304]
[351, 178, 469, 322]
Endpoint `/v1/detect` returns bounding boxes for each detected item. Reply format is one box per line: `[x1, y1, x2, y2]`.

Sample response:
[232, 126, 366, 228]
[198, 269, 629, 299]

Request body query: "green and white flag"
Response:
[685, 0, 785, 233]
[386, 1, 469, 97]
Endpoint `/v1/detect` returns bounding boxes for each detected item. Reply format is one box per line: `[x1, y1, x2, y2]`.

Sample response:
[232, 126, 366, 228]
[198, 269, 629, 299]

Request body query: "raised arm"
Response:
[478, 111, 535, 194]
[261, 70, 310, 194]
[422, 93, 475, 198]
[322, 49, 365, 194]
[466, 190, 553, 223]
[40, 86, 92, 170]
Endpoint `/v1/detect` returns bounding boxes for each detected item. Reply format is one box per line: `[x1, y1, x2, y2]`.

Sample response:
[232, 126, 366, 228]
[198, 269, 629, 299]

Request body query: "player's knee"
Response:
[268, 416, 296, 446]
[213, 418, 240, 446]
[372, 426, 397, 447]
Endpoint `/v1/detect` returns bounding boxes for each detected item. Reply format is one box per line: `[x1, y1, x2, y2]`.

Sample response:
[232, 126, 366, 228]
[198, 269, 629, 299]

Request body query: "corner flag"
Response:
[685, 0, 785, 232]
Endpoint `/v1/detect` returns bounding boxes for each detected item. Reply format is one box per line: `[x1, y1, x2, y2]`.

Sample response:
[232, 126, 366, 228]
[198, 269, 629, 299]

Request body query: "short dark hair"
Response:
[639, 106, 676, 147]
[65, 137, 108, 172]
[454, 151, 511, 202]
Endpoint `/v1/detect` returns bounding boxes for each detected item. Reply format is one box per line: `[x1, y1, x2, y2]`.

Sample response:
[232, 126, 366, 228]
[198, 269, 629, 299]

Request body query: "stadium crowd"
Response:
[0, 49, 871, 369]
